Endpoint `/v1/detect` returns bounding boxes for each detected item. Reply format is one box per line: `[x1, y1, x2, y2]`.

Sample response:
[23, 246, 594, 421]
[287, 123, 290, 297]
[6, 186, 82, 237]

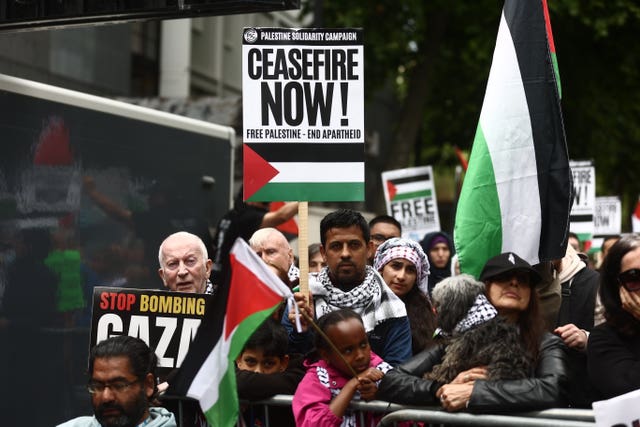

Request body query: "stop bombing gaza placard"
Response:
[90, 287, 211, 377]
[242, 27, 365, 202]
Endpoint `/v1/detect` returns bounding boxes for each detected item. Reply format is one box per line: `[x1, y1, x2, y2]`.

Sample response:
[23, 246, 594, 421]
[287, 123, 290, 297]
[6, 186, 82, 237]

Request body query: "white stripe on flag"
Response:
[482, 12, 541, 262]
[270, 162, 364, 183]
[231, 238, 294, 297]
[394, 181, 430, 194]
[187, 333, 230, 410]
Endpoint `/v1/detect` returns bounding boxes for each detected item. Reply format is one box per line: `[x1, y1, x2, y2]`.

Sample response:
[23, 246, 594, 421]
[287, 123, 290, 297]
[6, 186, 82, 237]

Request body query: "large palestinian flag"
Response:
[454, 0, 573, 278]
[167, 238, 292, 427]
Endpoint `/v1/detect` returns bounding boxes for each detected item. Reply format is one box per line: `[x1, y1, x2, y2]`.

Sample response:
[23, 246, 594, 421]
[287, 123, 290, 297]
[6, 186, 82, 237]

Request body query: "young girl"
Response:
[292, 308, 392, 427]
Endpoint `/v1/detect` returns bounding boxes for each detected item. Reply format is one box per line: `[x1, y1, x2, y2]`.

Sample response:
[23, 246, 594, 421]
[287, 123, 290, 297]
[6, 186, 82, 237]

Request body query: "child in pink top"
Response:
[292, 308, 392, 427]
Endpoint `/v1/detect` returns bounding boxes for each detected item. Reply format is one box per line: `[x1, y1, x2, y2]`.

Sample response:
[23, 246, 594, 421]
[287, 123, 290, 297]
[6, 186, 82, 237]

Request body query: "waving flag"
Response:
[454, 0, 573, 278]
[167, 238, 293, 427]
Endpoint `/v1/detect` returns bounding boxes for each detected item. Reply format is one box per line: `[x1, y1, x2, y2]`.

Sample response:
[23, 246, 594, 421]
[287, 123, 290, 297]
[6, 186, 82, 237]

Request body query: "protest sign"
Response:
[90, 287, 211, 377]
[570, 160, 596, 241]
[593, 388, 640, 427]
[595, 196, 621, 236]
[382, 166, 441, 241]
[242, 27, 364, 202]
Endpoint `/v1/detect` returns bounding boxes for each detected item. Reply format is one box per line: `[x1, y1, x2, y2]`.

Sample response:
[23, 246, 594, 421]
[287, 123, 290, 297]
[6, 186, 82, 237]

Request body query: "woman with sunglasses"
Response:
[587, 235, 640, 399]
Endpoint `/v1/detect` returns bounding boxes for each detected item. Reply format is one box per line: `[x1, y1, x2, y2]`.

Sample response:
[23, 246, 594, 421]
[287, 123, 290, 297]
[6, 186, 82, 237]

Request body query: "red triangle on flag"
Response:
[386, 180, 398, 201]
[243, 145, 280, 200]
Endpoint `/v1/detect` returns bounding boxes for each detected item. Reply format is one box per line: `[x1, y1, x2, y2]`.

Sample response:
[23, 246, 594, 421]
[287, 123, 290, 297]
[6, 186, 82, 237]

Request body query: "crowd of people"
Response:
[51, 202, 640, 427]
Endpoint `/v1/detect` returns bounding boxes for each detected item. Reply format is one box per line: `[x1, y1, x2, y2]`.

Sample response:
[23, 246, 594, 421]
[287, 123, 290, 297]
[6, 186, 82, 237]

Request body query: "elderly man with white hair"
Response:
[249, 227, 299, 284]
[157, 231, 213, 294]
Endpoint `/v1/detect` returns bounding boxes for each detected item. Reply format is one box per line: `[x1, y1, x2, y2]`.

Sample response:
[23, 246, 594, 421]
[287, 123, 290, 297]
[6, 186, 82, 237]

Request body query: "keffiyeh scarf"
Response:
[310, 265, 407, 332]
[373, 237, 431, 296]
[454, 293, 498, 334]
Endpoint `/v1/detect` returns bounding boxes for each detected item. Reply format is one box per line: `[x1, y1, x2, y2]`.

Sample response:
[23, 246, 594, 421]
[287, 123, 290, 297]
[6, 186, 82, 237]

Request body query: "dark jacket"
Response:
[236, 354, 306, 427]
[377, 332, 568, 412]
[588, 323, 640, 400]
[283, 314, 412, 366]
[556, 266, 600, 408]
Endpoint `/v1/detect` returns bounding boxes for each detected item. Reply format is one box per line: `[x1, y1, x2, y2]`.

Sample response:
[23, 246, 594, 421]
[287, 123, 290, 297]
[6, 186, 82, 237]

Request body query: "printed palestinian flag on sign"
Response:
[454, 0, 573, 278]
[244, 142, 364, 201]
[386, 172, 433, 202]
[166, 238, 292, 427]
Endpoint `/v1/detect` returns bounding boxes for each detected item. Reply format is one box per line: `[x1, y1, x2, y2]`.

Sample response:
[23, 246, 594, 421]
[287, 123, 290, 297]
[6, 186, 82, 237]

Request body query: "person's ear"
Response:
[158, 268, 168, 288]
[205, 259, 212, 278]
[279, 354, 290, 372]
[367, 240, 375, 259]
[144, 373, 155, 399]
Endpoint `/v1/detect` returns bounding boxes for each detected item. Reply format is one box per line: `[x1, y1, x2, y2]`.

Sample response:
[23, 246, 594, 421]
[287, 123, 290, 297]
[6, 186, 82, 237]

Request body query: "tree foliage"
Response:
[313, 0, 640, 228]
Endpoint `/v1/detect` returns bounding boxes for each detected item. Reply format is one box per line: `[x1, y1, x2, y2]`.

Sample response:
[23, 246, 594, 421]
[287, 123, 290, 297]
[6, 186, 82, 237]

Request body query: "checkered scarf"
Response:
[310, 265, 407, 332]
[454, 293, 498, 333]
[373, 237, 430, 296]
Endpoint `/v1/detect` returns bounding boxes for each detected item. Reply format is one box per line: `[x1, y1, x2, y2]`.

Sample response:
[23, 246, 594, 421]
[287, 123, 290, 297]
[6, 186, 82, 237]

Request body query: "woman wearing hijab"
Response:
[374, 237, 437, 354]
[420, 231, 454, 296]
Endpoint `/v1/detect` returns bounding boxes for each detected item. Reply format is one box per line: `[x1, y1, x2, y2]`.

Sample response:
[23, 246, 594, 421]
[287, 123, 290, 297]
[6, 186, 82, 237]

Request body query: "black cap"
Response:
[479, 252, 543, 286]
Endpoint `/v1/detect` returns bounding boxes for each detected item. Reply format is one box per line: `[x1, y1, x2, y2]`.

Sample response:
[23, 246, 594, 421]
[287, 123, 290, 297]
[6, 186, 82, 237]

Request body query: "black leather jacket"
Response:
[378, 332, 568, 412]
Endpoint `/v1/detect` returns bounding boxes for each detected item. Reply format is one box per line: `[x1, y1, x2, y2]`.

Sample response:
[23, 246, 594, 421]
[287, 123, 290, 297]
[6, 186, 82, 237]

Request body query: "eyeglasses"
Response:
[87, 379, 140, 394]
[618, 269, 640, 292]
[371, 234, 394, 244]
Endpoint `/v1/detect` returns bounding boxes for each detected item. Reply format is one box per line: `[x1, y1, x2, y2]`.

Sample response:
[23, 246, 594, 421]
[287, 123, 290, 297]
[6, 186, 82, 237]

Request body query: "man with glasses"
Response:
[367, 215, 402, 264]
[58, 335, 176, 427]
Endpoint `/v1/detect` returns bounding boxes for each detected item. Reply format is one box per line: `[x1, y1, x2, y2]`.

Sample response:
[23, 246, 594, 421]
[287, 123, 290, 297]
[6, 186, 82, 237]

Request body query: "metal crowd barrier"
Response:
[241, 395, 596, 427]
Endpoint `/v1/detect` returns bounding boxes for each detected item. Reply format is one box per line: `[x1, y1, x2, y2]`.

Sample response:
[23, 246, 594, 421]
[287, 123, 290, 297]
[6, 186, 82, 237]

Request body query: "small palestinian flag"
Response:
[167, 238, 293, 427]
[243, 142, 364, 201]
[386, 172, 433, 202]
[454, 0, 573, 278]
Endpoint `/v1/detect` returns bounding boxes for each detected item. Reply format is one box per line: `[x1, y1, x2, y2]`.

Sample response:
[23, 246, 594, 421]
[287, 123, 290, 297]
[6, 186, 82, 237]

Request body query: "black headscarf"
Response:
[420, 231, 455, 296]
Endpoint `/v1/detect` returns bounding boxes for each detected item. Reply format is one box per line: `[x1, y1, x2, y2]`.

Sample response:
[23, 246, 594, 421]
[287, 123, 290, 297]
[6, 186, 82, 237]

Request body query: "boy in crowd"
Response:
[236, 318, 305, 427]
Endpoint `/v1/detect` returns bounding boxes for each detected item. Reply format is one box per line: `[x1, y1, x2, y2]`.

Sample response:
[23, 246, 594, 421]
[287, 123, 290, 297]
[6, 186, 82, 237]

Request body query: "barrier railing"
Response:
[240, 395, 596, 427]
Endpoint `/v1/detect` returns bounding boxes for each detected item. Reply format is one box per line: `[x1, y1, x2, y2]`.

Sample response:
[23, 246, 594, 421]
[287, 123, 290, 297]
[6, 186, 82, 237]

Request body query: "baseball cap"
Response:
[479, 252, 543, 286]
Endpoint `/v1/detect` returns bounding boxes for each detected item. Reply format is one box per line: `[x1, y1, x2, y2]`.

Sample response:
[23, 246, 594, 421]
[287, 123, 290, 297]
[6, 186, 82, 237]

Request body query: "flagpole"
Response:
[298, 201, 309, 298]
[300, 309, 360, 379]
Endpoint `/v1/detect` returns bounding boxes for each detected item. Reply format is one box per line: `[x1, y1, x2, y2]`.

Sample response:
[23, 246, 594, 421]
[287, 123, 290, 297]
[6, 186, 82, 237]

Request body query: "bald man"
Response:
[249, 227, 299, 283]
[157, 231, 213, 294]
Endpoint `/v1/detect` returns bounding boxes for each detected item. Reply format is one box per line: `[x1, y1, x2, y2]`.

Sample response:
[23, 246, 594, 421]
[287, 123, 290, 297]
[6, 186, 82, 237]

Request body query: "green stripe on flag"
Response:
[205, 367, 238, 427]
[454, 124, 503, 278]
[203, 307, 278, 427]
[248, 182, 364, 202]
[551, 52, 562, 99]
[392, 189, 432, 201]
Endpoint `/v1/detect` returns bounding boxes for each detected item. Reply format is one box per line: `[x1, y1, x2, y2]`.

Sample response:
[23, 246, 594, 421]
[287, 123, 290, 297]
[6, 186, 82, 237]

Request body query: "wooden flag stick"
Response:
[298, 201, 309, 298]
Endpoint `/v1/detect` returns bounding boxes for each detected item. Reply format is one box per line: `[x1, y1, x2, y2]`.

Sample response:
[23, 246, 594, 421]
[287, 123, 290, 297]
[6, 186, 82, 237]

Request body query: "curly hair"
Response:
[600, 235, 640, 336]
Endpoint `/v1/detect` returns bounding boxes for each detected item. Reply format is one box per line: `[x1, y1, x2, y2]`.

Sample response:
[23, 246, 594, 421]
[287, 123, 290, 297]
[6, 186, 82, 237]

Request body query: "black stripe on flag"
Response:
[570, 215, 593, 222]
[504, 0, 573, 262]
[166, 265, 230, 396]
[245, 143, 364, 163]
[389, 174, 431, 186]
